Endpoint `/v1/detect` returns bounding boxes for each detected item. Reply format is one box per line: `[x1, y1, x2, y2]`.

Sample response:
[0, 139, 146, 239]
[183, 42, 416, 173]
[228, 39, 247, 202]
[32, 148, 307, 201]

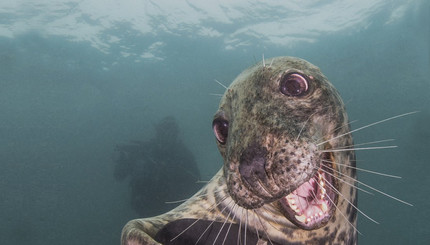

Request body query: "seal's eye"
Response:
[212, 118, 229, 145]
[280, 73, 309, 97]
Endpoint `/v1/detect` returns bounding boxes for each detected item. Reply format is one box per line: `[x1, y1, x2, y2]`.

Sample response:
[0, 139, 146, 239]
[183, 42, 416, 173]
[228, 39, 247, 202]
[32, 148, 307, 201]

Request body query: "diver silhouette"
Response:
[114, 116, 201, 217]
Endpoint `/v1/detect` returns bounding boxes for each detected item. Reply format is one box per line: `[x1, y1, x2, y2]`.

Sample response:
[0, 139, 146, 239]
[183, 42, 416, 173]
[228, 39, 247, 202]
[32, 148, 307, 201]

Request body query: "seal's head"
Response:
[212, 56, 356, 230]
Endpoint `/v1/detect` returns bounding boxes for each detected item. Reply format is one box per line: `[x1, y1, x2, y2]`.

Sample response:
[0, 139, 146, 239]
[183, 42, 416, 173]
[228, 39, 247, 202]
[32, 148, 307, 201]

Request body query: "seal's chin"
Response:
[279, 153, 337, 230]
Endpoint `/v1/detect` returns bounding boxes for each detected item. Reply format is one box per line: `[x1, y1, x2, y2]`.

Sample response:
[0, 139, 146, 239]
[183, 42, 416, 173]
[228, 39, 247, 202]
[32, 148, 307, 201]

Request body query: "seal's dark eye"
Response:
[212, 118, 229, 145]
[280, 73, 309, 97]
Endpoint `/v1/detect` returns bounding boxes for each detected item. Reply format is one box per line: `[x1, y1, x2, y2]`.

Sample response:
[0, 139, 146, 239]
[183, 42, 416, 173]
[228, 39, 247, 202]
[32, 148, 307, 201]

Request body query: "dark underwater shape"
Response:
[113, 116, 201, 216]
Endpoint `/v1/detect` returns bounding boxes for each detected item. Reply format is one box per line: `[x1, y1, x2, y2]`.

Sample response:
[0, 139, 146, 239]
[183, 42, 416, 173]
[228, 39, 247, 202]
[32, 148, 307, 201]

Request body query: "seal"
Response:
[121, 56, 357, 245]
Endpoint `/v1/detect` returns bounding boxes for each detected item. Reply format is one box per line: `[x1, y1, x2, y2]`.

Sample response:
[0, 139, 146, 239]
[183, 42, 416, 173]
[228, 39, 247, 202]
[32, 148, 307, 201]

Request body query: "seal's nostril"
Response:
[239, 143, 268, 187]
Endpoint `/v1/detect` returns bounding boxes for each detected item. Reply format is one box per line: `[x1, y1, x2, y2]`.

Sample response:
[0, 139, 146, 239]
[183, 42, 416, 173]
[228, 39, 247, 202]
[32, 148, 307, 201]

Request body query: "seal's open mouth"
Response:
[279, 152, 337, 230]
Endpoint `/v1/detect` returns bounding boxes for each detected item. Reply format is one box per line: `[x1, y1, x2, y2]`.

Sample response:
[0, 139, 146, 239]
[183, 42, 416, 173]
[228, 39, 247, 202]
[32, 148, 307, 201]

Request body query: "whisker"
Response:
[297, 104, 348, 142]
[253, 212, 260, 241]
[269, 58, 274, 67]
[336, 139, 396, 149]
[165, 188, 226, 204]
[317, 111, 419, 146]
[259, 206, 282, 231]
[222, 205, 239, 245]
[214, 79, 228, 90]
[170, 195, 230, 242]
[237, 208, 244, 245]
[296, 110, 321, 141]
[318, 167, 374, 195]
[324, 186, 362, 235]
[213, 201, 235, 245]
[357, 179, 413, 206]
[164, 198, 190, 204]
[323, 165, 413, 206]
[262, 53, 266, 67]
[244, 210, 248, 245]
[195, 219, 215, 245]
[319, 174, 379, 224]
[194, 198, 235, 244]
[319, 145, 397, 153]
[315, 119, 358, 144]
[169, 216, 202, 242]
[253, 210, 274, 245]
[196, 180, 210, 183]
[322, 159, 401, 179]
[209, 93, 223, 97]
[198, 172, 223, 183]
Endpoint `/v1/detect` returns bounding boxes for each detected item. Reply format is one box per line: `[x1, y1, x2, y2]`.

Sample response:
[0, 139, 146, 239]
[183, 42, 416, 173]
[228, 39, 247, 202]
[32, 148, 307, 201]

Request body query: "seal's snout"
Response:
[239, 143, 267, 183]
[239, 143, 273, 199]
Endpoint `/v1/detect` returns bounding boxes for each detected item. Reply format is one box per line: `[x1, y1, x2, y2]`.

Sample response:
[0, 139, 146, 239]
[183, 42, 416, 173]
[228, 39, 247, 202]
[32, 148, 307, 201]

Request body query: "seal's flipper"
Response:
[154, 218, 272, 245]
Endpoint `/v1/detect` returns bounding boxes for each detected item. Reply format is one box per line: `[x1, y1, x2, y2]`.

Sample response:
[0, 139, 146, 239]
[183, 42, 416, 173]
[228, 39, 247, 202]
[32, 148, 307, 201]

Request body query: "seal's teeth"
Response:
[295, 214, 306, 223]
[321, 202, 328, 212]
[291, 205, 301, 214]
[286, 194, 301, 214]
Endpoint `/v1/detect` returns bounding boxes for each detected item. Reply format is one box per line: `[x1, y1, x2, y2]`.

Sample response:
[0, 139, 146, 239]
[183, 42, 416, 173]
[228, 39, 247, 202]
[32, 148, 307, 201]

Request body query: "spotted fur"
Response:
[121, 57, 357, 245]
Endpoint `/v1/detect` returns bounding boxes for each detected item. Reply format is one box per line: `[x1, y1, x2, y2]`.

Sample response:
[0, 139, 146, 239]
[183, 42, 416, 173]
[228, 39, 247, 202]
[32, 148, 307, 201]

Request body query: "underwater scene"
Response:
[0, 0, 429, 244]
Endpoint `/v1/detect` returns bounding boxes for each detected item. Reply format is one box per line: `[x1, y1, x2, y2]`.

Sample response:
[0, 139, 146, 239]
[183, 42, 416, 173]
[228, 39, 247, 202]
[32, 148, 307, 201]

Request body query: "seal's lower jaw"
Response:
[279, 153, 337, 230]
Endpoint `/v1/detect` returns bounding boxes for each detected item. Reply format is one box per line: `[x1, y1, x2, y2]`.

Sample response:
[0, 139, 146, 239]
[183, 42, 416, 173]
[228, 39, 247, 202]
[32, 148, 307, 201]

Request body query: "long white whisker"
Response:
[358, 179, 413, 206]
[259, 206, 282, 231]
[319, 174, 379, 224]
[253, 212, 260, 241]
[323, 159, 401, 179]
[164, 199, 190, 204]
[237, 208, 244, 245]
[253, 210, 274, 245]
[244, 210, 248, 245]
[170, 195, 230, 242]
[195, 200, 236, 245]
[195, 219, 215, 245]
[209, 93, 223, 97]
[222, 204, 239, 245]
[262, 53, 266, 67]
[324, 164, 413, 206]
[169, 216, 203, 242]
[296, 110, 321, 141]
[196, 180, 210, 183]
[337, 139, 396, 149]
[165, 188, 225, 204]
[324, 186, 362, 235]
[298, 105, 351, 142]
[315, 120, 358, 143]
[318, 167, 374, 195]
[213, 202, 235, 245]
[317, 111, 419, 146]
[214, 79, 228, 90]
[319, 145, 397, 153]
